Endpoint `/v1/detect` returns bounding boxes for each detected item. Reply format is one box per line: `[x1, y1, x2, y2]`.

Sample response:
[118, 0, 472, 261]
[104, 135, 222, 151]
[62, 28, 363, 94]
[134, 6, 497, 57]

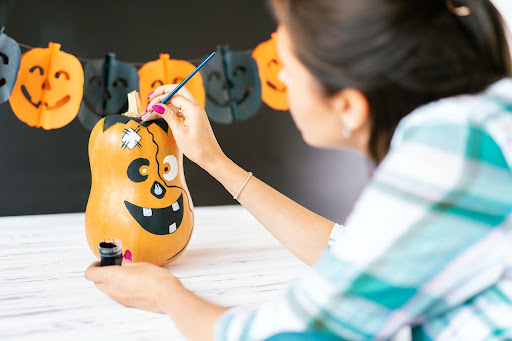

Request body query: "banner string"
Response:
[17, 41, 253, 67]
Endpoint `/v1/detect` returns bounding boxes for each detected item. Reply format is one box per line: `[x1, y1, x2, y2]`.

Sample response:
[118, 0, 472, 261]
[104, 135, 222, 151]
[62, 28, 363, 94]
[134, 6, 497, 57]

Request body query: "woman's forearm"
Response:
[205, 154, 335, 265]
[159, 281, 227, 341]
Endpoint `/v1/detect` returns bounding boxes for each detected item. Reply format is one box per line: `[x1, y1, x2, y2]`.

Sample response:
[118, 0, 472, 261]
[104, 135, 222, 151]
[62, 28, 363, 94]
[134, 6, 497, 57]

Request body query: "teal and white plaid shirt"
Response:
[215, 78, 512, 341]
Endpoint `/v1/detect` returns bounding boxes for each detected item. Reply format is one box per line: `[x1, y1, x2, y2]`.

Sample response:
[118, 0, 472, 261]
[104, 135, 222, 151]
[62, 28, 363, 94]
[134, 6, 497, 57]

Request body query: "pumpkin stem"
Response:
[125, 91, 143, 117]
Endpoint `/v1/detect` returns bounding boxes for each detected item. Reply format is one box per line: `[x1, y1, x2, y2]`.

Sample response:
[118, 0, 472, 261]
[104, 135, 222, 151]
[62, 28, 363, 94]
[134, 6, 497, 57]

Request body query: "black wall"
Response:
[0, 0, 369, 223]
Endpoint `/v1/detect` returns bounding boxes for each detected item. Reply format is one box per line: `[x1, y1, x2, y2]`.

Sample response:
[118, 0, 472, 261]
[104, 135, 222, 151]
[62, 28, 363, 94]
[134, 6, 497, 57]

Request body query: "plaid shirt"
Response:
[215, 78, 512, 341]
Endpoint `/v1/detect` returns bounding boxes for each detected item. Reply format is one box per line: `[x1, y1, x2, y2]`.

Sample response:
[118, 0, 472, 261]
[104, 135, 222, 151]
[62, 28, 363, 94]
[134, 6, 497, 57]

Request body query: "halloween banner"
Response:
[78, 53, 139, 131]
[0, 28, 289, 131]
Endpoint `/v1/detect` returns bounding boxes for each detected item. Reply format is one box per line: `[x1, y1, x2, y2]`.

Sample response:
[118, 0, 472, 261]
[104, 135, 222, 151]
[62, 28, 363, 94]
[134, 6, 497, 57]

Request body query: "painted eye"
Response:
[55, 70, 70, 80]
[29, 65, 44, 75]
[163, 155, 178, 181]
[172, 77, 184, 84]
[0, 52, 8, 65]
[207, 71, 222, 81]
[113, 78, 128, 88]
[127, 158, 150, 183]
[233, 66, 247, 77]
[151, 80, 164, 88]
[89, 76, 102, 86]
[267, 59, 279, 67]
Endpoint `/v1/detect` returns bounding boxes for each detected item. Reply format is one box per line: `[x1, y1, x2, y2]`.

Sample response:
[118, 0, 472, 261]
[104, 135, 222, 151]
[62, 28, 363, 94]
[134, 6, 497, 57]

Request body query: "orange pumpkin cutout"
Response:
[85, 91, 194, 266]
[9, 42, 84, 129]
[138, 54, 205, 108]
[252, 33, 289, 111]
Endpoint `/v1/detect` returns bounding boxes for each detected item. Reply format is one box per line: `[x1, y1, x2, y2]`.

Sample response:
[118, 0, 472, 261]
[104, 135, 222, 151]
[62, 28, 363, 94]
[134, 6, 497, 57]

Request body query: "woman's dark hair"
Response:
[268, 0, 511, 163]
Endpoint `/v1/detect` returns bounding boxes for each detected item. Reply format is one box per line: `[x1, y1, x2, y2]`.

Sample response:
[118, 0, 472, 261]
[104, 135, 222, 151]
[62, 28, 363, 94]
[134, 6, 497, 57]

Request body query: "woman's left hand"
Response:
[84, 260, 183, 314]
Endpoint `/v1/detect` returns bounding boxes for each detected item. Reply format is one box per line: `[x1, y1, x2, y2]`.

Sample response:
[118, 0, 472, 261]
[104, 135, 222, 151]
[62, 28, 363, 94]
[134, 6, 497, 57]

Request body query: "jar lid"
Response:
[98, 238, 123, 257]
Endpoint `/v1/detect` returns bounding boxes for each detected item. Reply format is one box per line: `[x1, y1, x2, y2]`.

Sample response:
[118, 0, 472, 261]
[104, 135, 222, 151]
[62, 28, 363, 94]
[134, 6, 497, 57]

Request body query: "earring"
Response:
[342, 126, 351, 139]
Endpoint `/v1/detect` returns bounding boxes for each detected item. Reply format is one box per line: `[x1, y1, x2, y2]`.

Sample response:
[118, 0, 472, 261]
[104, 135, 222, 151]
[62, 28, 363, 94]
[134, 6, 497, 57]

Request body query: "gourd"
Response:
[85, 91, 194, 265]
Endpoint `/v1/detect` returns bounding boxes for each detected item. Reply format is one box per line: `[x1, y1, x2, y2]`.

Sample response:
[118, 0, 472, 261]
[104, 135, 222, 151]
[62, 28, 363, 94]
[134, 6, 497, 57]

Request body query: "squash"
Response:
[85, 91, 194, 265]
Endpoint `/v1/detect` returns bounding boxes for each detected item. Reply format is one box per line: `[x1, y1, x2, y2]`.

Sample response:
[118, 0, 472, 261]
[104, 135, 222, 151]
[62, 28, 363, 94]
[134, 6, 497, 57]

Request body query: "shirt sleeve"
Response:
[215, 121, 512, 341]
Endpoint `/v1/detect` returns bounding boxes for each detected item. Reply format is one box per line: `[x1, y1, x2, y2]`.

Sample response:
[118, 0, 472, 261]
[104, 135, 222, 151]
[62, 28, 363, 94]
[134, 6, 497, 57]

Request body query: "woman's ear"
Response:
[330, 88, 370, 133]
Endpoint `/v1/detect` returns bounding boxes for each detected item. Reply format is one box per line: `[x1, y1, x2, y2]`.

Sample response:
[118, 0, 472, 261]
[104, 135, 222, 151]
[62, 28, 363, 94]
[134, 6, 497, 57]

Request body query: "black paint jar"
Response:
[98, 239, 123, 266]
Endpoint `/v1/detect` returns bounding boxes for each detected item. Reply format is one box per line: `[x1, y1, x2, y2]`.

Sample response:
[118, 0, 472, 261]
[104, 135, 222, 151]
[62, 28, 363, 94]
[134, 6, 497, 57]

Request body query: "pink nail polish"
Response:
[138, 113, 145, 120]
[124, 249, 133, 261]
[146, 91, 154, 99]
[144, 103, 149, 112]
[152, 104, 165, 114]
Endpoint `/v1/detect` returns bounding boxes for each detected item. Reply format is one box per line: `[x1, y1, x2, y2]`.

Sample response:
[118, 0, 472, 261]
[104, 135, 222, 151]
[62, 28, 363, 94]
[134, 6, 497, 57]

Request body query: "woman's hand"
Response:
[142, 85, 227, 172]
[84, 260, 184, 314]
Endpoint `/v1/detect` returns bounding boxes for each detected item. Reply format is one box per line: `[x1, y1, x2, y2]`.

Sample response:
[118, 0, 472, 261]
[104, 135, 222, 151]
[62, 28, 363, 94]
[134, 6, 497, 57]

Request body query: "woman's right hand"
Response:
[142, 85, 226, 172]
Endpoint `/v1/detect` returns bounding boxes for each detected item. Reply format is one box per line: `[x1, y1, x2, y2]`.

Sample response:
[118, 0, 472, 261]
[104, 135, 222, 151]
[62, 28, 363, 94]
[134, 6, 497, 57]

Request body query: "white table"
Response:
[0, 205, 309, 341]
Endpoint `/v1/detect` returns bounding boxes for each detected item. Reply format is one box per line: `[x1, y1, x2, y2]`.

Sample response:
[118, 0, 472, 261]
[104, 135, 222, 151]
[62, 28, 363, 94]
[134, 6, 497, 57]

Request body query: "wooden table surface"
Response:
[0, 205, 308, 341]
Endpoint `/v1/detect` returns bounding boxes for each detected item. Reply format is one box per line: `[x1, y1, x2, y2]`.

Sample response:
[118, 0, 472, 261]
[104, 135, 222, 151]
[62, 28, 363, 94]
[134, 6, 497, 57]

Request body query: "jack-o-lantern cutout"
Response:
[252, 33, 289, 111]
[85, 91, 194, 266]
[139, 53, 205, 108]
[0, 26, 21, 104]
[199, 45, 262, 124]
[9, 42, 84, 129]
[78, 53, 139, 131]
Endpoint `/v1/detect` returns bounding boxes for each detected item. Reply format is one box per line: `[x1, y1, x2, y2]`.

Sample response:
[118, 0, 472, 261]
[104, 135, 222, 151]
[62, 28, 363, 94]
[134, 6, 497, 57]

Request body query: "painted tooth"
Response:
[172, 201, 180, 212]
[154, 183, 163, 195]
[143, 207, 152, 217]
[169, 222, 177, 234]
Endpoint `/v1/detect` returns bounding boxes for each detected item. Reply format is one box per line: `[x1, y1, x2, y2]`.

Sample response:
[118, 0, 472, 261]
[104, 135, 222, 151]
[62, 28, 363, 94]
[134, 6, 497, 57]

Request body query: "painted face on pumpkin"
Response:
[138, 53, 205, 108]
[200, 45, 262, 124]
[85, 115, 194, 265]
[252, 32, 289, 111]
[77, 53, 139, 131]
[0, 26, 21, 104]
[9, 42, 84, 129]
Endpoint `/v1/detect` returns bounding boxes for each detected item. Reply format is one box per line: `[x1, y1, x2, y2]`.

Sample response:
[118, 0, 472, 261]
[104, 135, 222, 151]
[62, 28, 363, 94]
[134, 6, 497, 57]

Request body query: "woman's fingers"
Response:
[84, 261, 105, 283]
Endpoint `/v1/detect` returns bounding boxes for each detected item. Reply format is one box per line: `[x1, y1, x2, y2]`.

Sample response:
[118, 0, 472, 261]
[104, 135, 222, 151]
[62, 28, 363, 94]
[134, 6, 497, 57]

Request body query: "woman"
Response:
[85, 0, 512, 340]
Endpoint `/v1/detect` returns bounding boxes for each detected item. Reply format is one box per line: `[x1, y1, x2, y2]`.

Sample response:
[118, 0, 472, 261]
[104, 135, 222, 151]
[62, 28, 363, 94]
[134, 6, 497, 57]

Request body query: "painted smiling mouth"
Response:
[266, 81, 286, 92]
[124, 194, 184, 235]
[21, 85, 70, 109]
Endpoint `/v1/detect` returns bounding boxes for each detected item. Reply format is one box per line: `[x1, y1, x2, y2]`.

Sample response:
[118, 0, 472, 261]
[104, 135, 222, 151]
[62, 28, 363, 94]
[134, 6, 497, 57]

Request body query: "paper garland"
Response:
[0, 26, 21, 104]
[78, 53, 139, 131]
[9, 42, 84, 130]
[0, 28, 288, 130]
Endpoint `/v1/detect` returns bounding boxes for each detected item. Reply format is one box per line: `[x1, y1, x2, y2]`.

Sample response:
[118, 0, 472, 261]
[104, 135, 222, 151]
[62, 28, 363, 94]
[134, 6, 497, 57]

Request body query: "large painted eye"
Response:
[127, 158, 150, 183]
[163, 155, 178, 181]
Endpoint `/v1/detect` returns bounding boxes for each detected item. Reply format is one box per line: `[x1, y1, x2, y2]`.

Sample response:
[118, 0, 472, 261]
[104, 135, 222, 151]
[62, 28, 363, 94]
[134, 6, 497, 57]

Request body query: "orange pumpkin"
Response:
[9, 42, 84, 129]
[139, 53, 205, 108]
[252, 33, 289, 111]
[85, 91, 194, 265]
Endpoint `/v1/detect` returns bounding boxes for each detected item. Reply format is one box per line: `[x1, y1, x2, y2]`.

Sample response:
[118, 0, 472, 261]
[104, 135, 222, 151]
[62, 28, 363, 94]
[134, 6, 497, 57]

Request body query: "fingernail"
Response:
[124, 249, 133, 261]
[146, 91, 154, 99]
[138, 113, 146, 120]
[152, 104, 165, 114]
[144, 103, 149, 112]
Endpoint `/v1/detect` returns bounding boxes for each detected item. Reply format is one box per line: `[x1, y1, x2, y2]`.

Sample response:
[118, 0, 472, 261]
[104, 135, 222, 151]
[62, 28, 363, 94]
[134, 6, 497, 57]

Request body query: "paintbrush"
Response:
[137, 51, 216, 128]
